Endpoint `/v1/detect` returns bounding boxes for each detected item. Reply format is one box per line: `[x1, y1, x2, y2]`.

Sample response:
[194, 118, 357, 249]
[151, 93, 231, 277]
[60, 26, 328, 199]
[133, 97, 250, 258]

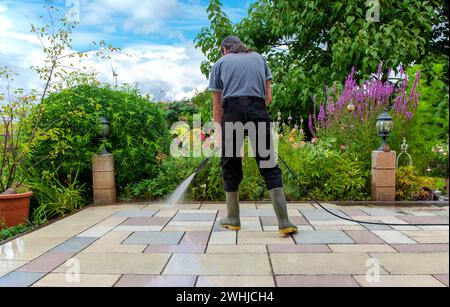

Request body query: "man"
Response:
[209, 36, 297, 235]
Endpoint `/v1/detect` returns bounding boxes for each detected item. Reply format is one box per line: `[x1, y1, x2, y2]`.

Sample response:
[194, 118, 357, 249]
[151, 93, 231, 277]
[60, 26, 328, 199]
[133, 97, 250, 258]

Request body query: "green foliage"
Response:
[279, 137, 370, 201]
[129, 136, 370, 201]
[0, 223, 29, 242]
[28, 84, 170, 194]
[122, 157, 200, 201]
[401, 63, 449, 172]
[195, 0, 446, 119]
[27, 169, 86, 224]
[396, 166, 444, 200]
[190, 89, 213, 122]
[158, 89, 212, 127]
[1, 4, 116, 194]
[159, 100, 198, 126]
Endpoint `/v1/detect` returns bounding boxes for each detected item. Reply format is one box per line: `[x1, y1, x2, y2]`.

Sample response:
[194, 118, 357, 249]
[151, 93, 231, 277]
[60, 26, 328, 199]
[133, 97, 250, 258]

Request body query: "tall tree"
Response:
[195, 0, 447, 119]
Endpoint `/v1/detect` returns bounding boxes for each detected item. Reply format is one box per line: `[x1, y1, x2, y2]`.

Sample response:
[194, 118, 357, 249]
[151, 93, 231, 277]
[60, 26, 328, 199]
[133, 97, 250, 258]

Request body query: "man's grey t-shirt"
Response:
[208, 52, 272, 99]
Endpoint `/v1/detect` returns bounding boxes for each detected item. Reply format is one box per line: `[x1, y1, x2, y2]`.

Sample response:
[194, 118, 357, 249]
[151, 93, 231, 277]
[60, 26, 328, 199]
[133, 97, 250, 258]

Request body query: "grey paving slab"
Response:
[123, 231, 184, 245]
[53, 237, 97, 252]
[360, 208, 405, 216]
[172, 213, 217, 221]
[113, 210, 158, 218]
[363, 223, 393, 231]
[0, 272, 46, 287]
[299, 209, 349, 221]
[240, 209, 276, 217]
[293, 231, 354, 244]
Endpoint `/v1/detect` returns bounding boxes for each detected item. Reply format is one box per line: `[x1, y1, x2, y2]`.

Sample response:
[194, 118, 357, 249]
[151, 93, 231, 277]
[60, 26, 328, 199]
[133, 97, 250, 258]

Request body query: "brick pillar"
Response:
[93, 154, 116, 205]
[371, 150, 396, 201]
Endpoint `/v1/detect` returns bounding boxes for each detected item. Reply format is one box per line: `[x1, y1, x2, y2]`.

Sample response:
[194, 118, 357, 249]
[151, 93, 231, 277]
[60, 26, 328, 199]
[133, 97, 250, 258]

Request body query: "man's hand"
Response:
[265, 80, 272, 107]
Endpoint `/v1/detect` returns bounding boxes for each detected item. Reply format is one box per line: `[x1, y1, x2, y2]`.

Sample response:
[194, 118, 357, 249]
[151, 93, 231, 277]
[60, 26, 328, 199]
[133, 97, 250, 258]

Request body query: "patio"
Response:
[0, 202, 448, 287]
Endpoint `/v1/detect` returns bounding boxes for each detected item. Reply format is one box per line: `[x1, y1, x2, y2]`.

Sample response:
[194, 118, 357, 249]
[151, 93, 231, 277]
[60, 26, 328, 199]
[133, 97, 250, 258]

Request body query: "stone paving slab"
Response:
[172, 213, 217, 221]
[293, 231, 354, 244]
[391, 244, 449, 253]
[0, 260, 28, 278]
[32, 273, 121, 287]
[0, 272, 46, 287]
[372, 230, 417, 244]
[360, 208, 405, 216]
[17, 251, 75, 273]
[113, 210, 158, 217]
[163, 253, 272, 276]
[54, 252, 171, 274]
[0, 204, 448, 287]
[53, 237, 97, 253]
[433, 274, 449, 287]
[276, 275, 359, 287]
[371, 253, 449, 275]
[271, 253, 380, 275]
[344, 230, 386, 244]
[197, 276, 275, 287]
[115, 275, 196, 287]
[267, 244, 331, 253]
[299, 209, 350, 221]
[123, 231, 184, 245]
[354, 275, 446, 287]
[120, 217, 171, 226]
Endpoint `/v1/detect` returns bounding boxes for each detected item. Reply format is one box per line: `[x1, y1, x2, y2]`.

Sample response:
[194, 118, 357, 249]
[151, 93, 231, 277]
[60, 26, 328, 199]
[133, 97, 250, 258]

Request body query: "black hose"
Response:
[278, 155, 449, 227]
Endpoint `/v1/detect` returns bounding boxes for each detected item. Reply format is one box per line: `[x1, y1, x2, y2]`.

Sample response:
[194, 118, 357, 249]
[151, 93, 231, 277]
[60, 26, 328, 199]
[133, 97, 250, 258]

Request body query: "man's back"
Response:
[209, 52, 272, 99]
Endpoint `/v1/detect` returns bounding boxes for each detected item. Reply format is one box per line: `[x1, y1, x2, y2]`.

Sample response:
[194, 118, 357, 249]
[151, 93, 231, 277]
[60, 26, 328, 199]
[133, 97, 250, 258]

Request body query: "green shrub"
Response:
[28, 84, 170, 195]
[279, 137, 370, 201]
[27, 169, 87, 224]
[402, 63, 449, 173]
[396, 166, 445, 200]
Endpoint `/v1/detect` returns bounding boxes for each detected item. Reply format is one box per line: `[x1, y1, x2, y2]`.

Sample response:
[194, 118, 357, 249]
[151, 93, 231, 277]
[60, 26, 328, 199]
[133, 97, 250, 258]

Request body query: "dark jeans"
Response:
[220, 96, 283, 192]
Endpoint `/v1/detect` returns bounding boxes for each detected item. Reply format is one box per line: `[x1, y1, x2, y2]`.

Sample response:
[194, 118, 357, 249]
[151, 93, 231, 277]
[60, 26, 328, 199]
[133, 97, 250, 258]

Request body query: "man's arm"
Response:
[212, 91, 222, 125]
[265, 80, 272, 107]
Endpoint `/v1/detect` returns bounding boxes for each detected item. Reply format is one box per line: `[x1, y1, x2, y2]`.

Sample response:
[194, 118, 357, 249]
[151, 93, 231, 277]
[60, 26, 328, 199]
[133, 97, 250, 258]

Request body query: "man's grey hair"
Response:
[221, 36, 252, 54]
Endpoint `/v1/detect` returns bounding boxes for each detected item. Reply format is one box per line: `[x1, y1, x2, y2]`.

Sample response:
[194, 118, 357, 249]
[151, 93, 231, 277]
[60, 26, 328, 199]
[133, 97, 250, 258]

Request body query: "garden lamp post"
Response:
[93, 116, 116, 205]
[97, 116, 111, 155]
[376, 110, 394, 151]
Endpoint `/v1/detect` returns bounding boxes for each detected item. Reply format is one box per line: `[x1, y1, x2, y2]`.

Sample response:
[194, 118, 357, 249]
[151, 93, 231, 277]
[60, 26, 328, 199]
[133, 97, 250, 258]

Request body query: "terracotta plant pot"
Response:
[0, 192, 33, 228]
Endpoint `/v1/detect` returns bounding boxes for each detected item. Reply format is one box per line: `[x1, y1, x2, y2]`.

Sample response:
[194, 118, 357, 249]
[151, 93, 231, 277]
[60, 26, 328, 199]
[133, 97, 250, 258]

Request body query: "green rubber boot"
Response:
[219, 191, 241, 231]
[269, 187, 298, 234]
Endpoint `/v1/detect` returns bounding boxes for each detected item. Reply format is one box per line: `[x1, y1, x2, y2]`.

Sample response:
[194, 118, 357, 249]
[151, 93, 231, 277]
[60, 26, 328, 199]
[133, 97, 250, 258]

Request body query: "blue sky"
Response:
[0, 0, 253, 99]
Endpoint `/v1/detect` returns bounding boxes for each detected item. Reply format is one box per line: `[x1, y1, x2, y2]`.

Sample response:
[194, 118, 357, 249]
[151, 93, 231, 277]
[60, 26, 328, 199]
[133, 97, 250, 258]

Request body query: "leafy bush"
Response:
[27, 169, 87, 224]
[279, 136, 370, 201]
[128, 133, 370, 201]
[28, 84, 170, 195]
[396, 166, 445, 200]
[403, 63, 449, 173]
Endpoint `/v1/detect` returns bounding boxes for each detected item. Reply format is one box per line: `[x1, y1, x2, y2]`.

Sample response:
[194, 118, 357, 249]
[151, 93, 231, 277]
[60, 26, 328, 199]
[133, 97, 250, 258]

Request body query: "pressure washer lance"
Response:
[277, 155, 449, 227]
[194, 147, 220, 174]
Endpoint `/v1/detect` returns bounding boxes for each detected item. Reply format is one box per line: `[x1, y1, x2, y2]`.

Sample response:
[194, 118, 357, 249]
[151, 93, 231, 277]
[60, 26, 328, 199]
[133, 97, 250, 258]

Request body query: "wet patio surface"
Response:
[0, 202, 448, 287]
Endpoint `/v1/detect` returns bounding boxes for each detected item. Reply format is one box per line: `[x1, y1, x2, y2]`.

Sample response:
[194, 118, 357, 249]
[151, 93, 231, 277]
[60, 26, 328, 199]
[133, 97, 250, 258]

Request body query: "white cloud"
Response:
[0, 32, 207, 101]
[77, 42, 208, 100]
[0, 1, 208, 100]
[80, 0, 178, 34]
